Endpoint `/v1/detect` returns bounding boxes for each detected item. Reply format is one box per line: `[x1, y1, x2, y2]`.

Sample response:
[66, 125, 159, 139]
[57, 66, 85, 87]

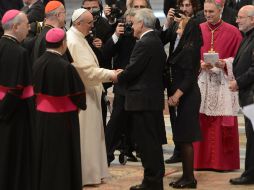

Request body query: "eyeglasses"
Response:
[133, 5, 146, 8]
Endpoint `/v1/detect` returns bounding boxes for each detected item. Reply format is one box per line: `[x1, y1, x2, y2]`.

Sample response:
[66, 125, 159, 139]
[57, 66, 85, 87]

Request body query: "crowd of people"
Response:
[0, 0, 254, 190]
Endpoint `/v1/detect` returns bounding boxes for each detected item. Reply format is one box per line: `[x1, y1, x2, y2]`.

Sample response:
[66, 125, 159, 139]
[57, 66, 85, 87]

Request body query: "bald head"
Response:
[237, 5, 254, 33]
[239, 5, 254, 16]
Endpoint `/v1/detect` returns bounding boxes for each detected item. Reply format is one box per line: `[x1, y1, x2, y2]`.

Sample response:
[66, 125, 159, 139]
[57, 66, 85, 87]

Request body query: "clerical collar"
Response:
[46, 49, 62, 56]
[207, 19, 223, 31]
[1, 34, 19, 44]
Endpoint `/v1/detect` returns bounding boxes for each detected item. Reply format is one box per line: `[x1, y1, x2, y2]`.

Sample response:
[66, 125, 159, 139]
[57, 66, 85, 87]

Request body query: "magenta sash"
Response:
[21, 86, 34, 99]
[0, 86, 8, 100]
[36, 94, 77, 113]
[0, 85, 34, 100]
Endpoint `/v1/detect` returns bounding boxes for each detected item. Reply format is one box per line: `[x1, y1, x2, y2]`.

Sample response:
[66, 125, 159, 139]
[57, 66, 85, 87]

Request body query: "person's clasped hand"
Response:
[201, 60, 213, 71]
[214, 59, 226, 69]
[168, 95, 179, 107]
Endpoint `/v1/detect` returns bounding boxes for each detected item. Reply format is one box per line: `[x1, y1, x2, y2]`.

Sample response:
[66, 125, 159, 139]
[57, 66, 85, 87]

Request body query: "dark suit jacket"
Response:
[196, 6, 237, 26]
[233, 28, 254, 107]
[103, 34, 136, 95]
[118, 31, 166, 111]
[21, 0, 44, 23]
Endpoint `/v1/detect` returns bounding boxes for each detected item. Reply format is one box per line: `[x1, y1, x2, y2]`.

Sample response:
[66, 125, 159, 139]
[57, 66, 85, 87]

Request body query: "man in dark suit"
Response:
[104, 0, 164, 166]
[21, 0, 44, 23]
[196, 0, 237, 26]
[229, 5, 254, 185]
[114, 8, 166, 190]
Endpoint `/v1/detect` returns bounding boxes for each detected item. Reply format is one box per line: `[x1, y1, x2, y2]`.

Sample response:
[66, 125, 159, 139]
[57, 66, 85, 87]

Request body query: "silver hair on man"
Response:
[133, 8, 156, 29]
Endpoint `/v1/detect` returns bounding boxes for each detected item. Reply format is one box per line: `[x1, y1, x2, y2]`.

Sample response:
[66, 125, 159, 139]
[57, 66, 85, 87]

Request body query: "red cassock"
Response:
[193, 20, 242, 170]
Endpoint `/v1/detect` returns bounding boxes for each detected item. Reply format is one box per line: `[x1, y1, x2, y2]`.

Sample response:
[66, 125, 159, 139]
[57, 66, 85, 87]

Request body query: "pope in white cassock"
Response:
[67, 8, 116, 186]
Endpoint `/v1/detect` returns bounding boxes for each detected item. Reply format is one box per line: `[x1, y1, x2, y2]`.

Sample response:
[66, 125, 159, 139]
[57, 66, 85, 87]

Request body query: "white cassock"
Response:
[67, 26, 113, 185]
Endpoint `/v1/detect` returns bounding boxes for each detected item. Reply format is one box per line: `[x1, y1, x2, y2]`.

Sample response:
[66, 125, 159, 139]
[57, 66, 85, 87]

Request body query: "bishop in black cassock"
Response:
[0, 10, 34, 190]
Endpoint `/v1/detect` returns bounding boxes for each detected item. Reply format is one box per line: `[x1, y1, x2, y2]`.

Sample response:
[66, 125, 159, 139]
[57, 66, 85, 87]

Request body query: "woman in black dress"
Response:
[166, 17, 203, 188]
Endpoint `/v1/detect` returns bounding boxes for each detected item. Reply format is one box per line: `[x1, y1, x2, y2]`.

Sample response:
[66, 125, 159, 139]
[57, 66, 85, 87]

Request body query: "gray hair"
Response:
[205, 0, 223, 10]
[124, 8, 136, 17]
[133, 8, 156, 29]
[2, 13, 23, 30]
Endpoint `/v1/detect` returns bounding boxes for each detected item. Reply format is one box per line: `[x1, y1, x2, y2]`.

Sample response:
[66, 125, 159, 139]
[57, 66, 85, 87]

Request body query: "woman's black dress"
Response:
[166, 18, 203, 143]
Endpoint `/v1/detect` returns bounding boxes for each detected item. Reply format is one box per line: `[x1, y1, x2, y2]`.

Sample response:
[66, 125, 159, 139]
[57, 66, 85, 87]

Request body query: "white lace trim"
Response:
[198, 57, 240, 116]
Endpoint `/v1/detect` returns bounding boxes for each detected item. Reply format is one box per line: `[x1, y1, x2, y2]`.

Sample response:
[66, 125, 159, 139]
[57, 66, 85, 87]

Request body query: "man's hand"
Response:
[115, 23, 125, 37]
[92, 38, 102, 48]
[229, 80, 239, 92]
[165, 8, 175, 27]
[201, 60, 213, 70]
[214, 59, 226, 69]
[116, 69, 123, 75]
[110, 69, 123, 83]
[104, 5, 111, 17]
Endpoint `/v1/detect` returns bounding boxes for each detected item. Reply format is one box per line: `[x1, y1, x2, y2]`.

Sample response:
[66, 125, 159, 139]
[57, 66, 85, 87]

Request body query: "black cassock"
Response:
[33, 51, 86, 190]
[32, 25, 73, 63]
[0, 35, 34, 190]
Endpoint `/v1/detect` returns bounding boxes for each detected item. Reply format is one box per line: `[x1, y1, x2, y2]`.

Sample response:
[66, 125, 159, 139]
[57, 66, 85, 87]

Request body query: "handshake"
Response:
[111, 69, 123, 83]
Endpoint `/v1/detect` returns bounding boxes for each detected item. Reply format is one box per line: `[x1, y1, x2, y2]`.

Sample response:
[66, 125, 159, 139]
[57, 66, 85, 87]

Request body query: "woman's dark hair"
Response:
[46, 35, 66, 49]
[173, 17, 203, 55]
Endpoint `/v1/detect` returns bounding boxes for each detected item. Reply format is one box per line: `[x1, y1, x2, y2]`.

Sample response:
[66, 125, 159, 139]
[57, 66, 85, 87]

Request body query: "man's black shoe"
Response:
[130, 184, 146, 190]
[230, 176, 254, 185]
[165, 155, 181, 164]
